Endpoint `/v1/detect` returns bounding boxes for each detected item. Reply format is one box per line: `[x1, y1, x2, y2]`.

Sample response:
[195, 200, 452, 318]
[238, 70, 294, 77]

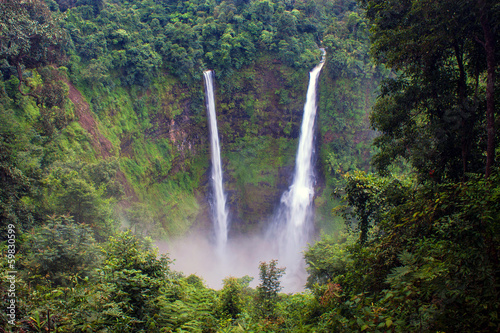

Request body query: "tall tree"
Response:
[477, 0, 497, 177]
[256, 260, 285, 319]
[360, 0, 499, 180]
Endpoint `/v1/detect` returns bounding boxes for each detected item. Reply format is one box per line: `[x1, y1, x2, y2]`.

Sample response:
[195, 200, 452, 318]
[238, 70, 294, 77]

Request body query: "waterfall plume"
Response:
[203, 70, 229, 254]
[272, 53, 325, 291]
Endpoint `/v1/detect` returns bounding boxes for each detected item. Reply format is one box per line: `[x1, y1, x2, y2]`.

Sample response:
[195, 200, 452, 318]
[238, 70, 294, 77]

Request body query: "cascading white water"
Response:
[164, 57, 325, 292]
[275, 52, 325, 289]
[203, 70, 229, 253]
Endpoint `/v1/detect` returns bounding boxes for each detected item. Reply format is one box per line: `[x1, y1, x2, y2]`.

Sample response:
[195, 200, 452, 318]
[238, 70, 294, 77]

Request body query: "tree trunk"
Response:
[454, 42, 472, 179]
[479, 0, 496, 177]
[16, 62, 26, 96]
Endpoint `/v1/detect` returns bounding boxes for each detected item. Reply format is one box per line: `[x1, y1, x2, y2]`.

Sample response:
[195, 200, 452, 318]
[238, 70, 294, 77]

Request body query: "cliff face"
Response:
[0, 0, 382, 242]
[0, 59, 376, 240]
[45, 58, 302, 237]
[214, 58, 310, 233]
[44, 53, 377, 238]
[116, 57, 313, 236]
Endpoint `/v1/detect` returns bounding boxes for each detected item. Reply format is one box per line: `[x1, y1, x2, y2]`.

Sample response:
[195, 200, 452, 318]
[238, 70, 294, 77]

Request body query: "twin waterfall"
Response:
[274, 57, 325, 288]
[203, 53, 324, 291]
[203, 70, 229, 253]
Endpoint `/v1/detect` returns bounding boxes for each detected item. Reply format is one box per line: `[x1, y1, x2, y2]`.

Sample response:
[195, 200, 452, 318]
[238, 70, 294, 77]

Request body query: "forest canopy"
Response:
[0, 0, 499, 332]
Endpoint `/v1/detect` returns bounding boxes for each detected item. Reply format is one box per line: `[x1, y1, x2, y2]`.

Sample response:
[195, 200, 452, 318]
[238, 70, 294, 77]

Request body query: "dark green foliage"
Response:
[60, 0, 329, 88]
[362, 0, 499, 180]
[301, 0, 500, 330]
[215, 275, 254, 324]
[337, 171, 412, 244]
[0, 0, 67, 101]
[94, 231, 172, 329]
[122, 42, 162, 87]
[305, 171, 500, 332]
[316, 8, 386, 212]
[217, 276, 246, 319]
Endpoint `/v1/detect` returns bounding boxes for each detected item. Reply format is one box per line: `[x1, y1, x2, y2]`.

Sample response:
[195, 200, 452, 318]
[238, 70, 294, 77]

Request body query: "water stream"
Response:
[167, 59, 324, 293]
[203, 70, 229, 254]
[273, 53, 325, 290]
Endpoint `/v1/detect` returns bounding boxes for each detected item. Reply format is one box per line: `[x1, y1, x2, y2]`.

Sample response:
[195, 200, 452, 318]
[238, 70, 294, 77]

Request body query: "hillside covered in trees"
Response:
[1, 0, 499, 331]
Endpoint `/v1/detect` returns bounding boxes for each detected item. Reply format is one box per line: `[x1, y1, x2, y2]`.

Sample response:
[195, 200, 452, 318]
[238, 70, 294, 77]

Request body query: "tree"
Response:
[477, 0, 497, 177]
[0, 0, 65, 95]
[309, 172, 500, 331]
[360, 0, 499, 180]
[124, 42, 162, 86]
[304, 233, 354, 288]
[337, 171, 411, 244]
[55, 0, 104, 13]
[217, 276, 246, 319]
[22, 214, 101, 286]
[0, 106, 41, 240]
[42, 160, 121, 241]
[99, 231, 172, 330]
[256, 260, 285, 319]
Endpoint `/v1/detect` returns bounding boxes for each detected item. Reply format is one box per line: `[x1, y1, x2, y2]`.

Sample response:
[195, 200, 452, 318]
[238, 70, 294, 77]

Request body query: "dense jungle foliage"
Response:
[1, 0, 499, 331]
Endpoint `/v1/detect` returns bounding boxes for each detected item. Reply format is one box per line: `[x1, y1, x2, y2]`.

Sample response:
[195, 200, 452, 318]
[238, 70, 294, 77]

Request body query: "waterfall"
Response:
[274, 52, 325, 289]
[203, 70, 229, 253]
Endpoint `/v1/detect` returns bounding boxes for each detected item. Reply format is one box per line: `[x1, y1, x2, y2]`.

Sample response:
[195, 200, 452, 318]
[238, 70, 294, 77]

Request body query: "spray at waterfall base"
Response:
[162, 57, 325, 293]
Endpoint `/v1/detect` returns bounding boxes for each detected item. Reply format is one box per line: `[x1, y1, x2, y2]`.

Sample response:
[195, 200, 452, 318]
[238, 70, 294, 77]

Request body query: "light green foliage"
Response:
[274, 293, 317, 332]
[305, 232, 355, 287]
[225, 135, 297, 229]
[256, 260, 285, 319]
[68, 68, 206, 238]
[22, 215, 101, 286]
[42, 159, 121, 240]
[98, 231, 172, 327]
[155, 274, 217, 332]
[0, 106, 41, 236]
[150, 183, 201, 236]
[2, 230, 177, 331]
[227, 136, 295, 188]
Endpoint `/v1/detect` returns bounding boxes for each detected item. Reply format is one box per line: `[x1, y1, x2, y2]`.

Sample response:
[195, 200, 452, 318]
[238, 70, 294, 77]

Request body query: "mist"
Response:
[156, 229, 310, 293]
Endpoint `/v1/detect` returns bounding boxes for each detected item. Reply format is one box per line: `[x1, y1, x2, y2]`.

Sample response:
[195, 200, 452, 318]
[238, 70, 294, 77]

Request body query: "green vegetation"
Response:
[1, 0, 377, 236]
[1, 0, 499, 331]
